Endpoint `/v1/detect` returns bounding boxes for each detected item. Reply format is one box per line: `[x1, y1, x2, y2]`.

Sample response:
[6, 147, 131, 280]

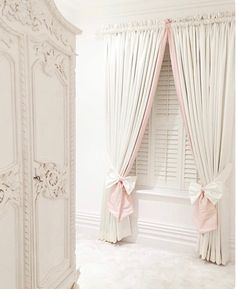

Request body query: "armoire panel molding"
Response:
[30, 39, 68, 166]
[33, 162, 70, 289]
[29, 32, 73, 288]
[0, 206, 19, 289]
[68, 46, 77, 285]
[19, 34, 34, 289]
[0, 33, 13, 49]
[0, 21, 25, 289]
[0, 51, 17, 169]
[0, 166, 21, 213]
[35, 196, 69, 288]
[0, 1, 80, 289]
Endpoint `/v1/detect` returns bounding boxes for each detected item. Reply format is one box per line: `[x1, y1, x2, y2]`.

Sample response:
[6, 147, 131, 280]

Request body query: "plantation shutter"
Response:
[133, 123, 150, 184]
[183, 134, 199, 188]
[132, 45, 198, 191]
[150, 45, 181, 187]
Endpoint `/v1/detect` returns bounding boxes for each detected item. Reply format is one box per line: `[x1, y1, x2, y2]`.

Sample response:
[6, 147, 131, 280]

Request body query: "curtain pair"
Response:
[100, 16, 234, 265]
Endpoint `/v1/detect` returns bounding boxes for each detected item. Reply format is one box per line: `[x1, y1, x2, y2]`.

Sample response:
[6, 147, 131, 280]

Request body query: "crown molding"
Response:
[75, 0, 234, 8]
[74, 0, 234, 19]
[55, 0, 234, 28]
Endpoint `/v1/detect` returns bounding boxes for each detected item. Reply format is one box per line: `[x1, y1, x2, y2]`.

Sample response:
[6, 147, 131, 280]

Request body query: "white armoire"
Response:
[0, 1, 80, 289]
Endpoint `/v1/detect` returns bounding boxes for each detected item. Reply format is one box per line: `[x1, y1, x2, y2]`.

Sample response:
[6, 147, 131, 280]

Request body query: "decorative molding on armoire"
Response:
[0, 32, 13, 49]
[69, 38, 77, 287]
[0, 0, 80, 288]
[33, 162, 68, 200]
[33, 41, 68, 81]
[19, 29, 33, 289]
[0, 0, 80, 52]
[0, 166, 21, 212]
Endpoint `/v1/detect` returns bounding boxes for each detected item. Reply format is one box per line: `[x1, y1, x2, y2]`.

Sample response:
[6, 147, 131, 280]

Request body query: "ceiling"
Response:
[57, 0, 233, 8]
[54, 0, 234, 26]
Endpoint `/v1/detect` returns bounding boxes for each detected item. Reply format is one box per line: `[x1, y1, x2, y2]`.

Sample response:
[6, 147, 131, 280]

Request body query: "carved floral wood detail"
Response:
[0, 1, 78, 287]
[0, 0, 73, 51]
[0, 26, 14, 49]
[0, 166, 20, 211]
[34, 41, 68, 80]
[33, 162, 67, 200]
[0, 35, 13, 49]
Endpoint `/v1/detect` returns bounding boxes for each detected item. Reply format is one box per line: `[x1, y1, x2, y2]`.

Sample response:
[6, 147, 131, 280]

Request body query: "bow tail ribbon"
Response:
[106, 173, 137, 221]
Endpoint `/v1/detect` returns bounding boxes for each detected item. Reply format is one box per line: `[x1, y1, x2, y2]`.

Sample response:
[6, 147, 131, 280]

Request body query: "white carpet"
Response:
[76, 239, 235, 289]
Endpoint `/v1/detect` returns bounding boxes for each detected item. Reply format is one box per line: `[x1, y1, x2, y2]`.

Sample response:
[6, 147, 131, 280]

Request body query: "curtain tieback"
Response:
[189, 163, 232, 205]
[188, 164, 231, 233]
[189, 181, 224, 205]
[106, 169, 137, 221]
[188, 181, 223, 233]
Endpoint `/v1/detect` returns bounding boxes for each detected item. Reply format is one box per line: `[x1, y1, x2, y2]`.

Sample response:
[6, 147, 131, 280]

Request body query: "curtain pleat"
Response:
[99, 16, 234, 258]
[100, 27, 167, 243]
[169, 20, 234, 265]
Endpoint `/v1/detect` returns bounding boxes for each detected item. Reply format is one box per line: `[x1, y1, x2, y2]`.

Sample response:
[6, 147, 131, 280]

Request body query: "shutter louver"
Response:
[155, 49, 179, 117]
[129, 160, 136, 176]
[135, 123, 150, 185]
[131, 45, 198, 192]
[154, 128, 179, 184]
[183, 134, 198, 188]
[152, 45, 180, 186]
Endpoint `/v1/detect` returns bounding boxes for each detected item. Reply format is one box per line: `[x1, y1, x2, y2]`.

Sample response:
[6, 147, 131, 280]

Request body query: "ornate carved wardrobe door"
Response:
[0, 1, 80, 289]
[29, 34, 77, 289]
[0, 19, 24, 289]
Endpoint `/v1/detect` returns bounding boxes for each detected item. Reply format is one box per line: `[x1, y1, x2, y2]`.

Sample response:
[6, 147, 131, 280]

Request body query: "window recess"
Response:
[132, 45, 198, 194]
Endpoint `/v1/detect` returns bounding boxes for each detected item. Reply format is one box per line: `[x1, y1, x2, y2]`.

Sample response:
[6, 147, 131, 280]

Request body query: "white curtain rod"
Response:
[100, 11, 235, 35]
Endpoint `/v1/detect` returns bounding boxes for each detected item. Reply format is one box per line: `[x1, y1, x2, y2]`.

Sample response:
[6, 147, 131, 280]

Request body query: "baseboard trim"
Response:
[76, 212, 197, 250]
[76, 211, 235, 261]
[76, 211, 100, 229]
[76, 212, 100, 239]
[136, 219, 197, 247]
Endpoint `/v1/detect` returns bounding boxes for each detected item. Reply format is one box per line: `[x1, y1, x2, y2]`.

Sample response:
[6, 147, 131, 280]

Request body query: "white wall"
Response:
[55, 0, 235, 257]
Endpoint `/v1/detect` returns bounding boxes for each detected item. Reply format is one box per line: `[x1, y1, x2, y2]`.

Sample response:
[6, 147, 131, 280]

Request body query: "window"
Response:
[132, 45, 198, 193]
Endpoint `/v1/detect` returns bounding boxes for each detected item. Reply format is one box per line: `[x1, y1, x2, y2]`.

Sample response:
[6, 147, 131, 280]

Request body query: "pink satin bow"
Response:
[106, 170, 137, 221]
[192, 191, 218, 233]
[189, 181, 224, 233]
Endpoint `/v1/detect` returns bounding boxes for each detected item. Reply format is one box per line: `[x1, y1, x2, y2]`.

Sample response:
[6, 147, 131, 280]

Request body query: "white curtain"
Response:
[100, 26, 166, 243]
[170, 16, 234, 264]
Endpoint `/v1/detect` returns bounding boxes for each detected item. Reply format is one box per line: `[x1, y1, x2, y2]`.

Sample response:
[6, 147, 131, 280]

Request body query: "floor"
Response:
[76, 239, 235, 289]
